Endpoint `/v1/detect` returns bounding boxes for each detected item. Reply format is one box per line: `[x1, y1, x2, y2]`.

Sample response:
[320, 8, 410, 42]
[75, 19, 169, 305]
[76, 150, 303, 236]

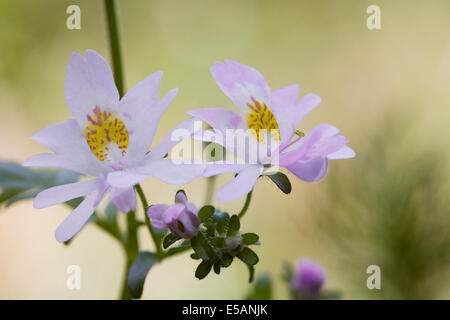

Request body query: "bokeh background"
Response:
[1, 0, 450, 299]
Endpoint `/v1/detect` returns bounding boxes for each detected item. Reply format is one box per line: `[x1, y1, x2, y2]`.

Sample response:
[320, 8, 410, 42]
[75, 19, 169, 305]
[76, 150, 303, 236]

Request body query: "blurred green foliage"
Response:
[314, 112, 450, 299]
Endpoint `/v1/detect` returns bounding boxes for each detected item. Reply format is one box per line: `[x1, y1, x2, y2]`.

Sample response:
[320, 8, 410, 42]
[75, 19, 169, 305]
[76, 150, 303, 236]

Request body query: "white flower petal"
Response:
[146, 117, 201, 162]
[216, 164, 263, 202]
[327, 145, 356, 160]
[34, 179, 99, 209]
[55, 185, 108, 242]
[23, 153, 106, 177]
[27, 119, 108, 176]
[64, 50, 119, 126]
[110, 187, 136, 213]
[106, 169, 148, 189]
[136, 159, 205, 185]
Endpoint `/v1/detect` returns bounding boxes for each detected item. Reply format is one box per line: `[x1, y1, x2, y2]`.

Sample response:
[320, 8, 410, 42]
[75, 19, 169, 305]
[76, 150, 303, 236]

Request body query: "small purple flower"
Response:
[291, 258, 326, 298]
[148, 191, 200, 239]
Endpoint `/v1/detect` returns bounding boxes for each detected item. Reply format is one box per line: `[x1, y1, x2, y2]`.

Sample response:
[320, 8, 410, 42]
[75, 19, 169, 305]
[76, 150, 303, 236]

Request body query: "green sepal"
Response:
[267, 172, 292, 194]
[162, 233, 182, 249]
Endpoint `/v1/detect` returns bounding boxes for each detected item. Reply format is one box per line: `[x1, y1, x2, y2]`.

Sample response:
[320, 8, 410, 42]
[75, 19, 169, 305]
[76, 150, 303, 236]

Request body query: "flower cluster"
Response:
[23, 50, 354, 287]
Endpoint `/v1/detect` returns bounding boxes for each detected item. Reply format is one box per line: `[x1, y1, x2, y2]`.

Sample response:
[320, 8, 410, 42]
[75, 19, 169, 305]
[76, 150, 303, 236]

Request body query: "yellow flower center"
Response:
[84, 106, 129, 162]
[246, 97, 280, 142]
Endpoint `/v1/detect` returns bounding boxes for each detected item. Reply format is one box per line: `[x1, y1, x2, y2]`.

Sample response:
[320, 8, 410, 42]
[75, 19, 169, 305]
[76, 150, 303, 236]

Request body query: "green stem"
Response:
[104, 0, 124, 97]
[238, 190, 253, 219]
[104, 0, 135, 300]
[135, 184, 163, 256]
[119, 259, 132, 300]
[120, 210, 139, 300]
[103, 0, 193, 298]
[204, 176, 216, 205]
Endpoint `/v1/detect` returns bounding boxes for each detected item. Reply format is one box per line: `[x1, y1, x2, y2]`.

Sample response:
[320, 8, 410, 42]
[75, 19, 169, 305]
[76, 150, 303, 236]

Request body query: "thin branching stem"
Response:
[238, 190, 253, 220]
[104, 0, 124, 97]
[135, 184, 163, 256]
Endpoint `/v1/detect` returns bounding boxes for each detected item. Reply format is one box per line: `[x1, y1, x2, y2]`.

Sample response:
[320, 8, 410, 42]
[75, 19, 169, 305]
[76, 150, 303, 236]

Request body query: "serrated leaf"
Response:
[0, 161, 125, 245]
[0, 161, 81, 208]
[213, 210, 229, 221]
[242, 233, 259, 245]
[237, 247, 259, 266]
[198, 205, 215, 223]
[227, 215, 240, 236]
[205, 223, 216, 237]
[212, 237, 225, 248]
[163, 233, 182, 249]
[214, 211, 230, 235]
[267, 172, 292, 194]
[127, 252, 159, 299]
[195, 260, 212, 280]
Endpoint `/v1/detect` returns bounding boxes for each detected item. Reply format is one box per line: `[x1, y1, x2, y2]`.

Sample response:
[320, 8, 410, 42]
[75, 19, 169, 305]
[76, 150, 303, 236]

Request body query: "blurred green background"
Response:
[1, 0, 450, 299]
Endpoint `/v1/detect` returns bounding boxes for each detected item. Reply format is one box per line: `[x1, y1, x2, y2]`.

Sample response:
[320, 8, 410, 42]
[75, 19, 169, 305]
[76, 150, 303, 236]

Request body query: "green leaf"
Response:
[195, 260, 212, 280]
[221, 254, 233, 268]
[213, 210, 229, 221]
[198, 205, 215, 223]
[163, 233, 182, 249]
[0, 161, 81, 208]
[104, 202, 118, 221]
[237, 247, 259, 266]
[227, 214, 240, 236]
[267, 172, 292, 194]
[214, 210, 230, 234]
[191, 233, 215, 260]
[242, 233, 259, 245]
[205, 223, 216, 238]
[127, 252, 159, 299]
[213, 261, 221, 275]
[212, 237, 225, 248]
[246, 274, 272, 299]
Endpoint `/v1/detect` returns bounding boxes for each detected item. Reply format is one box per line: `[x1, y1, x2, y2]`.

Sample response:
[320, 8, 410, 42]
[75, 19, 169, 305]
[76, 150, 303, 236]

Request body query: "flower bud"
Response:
[225, 234, 243, 252]
[147, 191, 200, 239]
[291, 258, 326, 298]
[164, 204, 200, 238]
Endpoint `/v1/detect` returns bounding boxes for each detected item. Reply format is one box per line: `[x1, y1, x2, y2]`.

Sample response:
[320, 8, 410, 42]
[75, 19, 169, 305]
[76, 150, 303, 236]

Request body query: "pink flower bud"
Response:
[147, 191, 200, 239]
[291, 258, 326, 298]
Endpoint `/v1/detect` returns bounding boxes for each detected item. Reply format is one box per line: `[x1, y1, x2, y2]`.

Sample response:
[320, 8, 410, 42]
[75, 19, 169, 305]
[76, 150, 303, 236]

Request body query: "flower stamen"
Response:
[246, 97, 280, 142]
[84, 106, 129, 162]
